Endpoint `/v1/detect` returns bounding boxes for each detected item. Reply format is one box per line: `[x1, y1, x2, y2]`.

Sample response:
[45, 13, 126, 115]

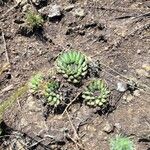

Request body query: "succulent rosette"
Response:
[44, 80, 62, 107]
[56, 50, 88, 83]
[28, 74, 43, 93]
[82, 79, 110, 107]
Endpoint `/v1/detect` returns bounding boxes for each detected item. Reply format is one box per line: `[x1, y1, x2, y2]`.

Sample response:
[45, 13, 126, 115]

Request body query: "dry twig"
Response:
[65, 110, 85, 150]
[2, 31, 10, 64]
[61, 91, 82, 116]
[0, 3, 20, 20]
[0, 84, 13, 94]
[85, 5, 149, 13]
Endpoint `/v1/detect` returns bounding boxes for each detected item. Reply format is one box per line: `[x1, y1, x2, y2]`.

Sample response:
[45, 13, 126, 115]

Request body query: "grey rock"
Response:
[39, 4, 62, 19]
[133, 90, 140, 97]
[15, 0, 27, 6]
[137, 49, 142, 54]
[74, 8, 86, 17]
[64, 4, 75, 11]
[103, 122, 114, 133]
[32, 0, 39, 5]
[114, 123, 122, 131]
[126, 94, 134, 102]
[116, 82, 128, 92]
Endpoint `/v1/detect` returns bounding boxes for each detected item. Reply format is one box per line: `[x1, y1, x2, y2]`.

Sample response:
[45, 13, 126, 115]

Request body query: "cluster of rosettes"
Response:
[44, 81, 62, 107]
[28, 51, 110, 109]
[82, 79, 110, 107]
[56, 50, 88, 83]
[28, 74, 62, 107]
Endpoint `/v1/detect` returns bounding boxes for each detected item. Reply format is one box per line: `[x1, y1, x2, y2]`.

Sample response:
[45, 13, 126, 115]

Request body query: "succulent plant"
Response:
[82, 79, 110, 107]
[28, 74, 43, 93]
[56, 50, 88, 83]
[44, 80, 62, 107]
[110, 135, 134, 150]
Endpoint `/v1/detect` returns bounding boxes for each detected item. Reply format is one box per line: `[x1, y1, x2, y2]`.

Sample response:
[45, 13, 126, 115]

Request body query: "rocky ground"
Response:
[0, 0, 150, 150]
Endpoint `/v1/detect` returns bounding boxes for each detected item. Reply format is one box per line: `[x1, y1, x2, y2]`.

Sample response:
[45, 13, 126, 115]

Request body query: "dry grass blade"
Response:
[2, 32, 10, 64]
[61, 91, 82, 116]
[66, 110, 85, 150]
[0, 3, 20, 20]
[0, 84, 14, 94]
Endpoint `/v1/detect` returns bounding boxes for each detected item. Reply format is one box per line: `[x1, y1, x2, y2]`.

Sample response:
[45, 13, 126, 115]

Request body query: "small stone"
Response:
[127, 80, 137, 91]
[103, 136, 108, 140]
[133, 90, 140, 97]
[103, 122, 114, 133]
[74, 8, 86, 17]
[97, 23, 105, 30]
[39, 4, 62, 19]
[64, 4, 75, 11]
[15, 0, 27, 6]
[48, 5, 61, 18]
[116, 82, 128, 92]
[123, 94, 127, 100]
[123, 69, 127, 73]
[137, 49, 142, 54]
[114, 123, 122, 131]
[142, 64, 150, 72]
[126, 94, 134, 102]
[32, 0, 39, 5]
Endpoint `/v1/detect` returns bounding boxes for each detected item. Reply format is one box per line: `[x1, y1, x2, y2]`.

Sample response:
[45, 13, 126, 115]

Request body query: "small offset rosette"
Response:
[44, 80, 62, 107]
[28, 74, 43, 94]
[82, 79, 110, 107]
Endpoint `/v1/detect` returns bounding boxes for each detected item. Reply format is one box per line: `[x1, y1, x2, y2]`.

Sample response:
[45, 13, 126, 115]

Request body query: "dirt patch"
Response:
[0, 0, 150, 149]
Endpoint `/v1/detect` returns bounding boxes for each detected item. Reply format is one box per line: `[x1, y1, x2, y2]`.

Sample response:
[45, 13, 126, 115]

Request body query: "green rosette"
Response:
[82, 79, 110, 107]
[56, 50, 88, 83]
[28, 74, 43, 93]
[44, 81, 62, 107]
